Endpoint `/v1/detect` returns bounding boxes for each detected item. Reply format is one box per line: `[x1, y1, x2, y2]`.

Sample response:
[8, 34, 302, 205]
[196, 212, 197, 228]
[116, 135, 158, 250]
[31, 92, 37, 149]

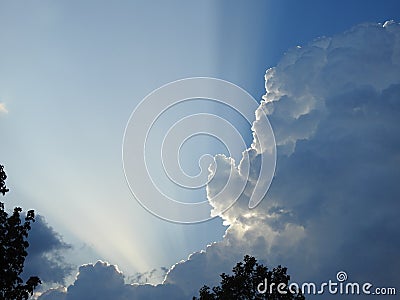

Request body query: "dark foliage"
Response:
[193, 255, 305, 300]
[0, 164, 41, 299]
[0, 165, 9, 196]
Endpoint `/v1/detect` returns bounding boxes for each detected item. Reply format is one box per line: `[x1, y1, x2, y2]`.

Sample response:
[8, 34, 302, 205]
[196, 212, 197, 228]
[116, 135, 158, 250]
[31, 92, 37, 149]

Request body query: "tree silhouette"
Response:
[0, 164, 41, 299]
[193, 255, 305, 300]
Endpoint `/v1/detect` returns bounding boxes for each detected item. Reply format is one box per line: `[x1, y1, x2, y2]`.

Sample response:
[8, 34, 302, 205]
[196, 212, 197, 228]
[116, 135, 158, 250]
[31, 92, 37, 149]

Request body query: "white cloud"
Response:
[39, 21, 400, 299]
[0, 103, 8, 114]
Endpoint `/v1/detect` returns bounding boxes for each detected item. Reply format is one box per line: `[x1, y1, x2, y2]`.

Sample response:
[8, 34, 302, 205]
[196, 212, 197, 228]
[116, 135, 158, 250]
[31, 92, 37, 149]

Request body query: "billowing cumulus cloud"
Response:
[166, 20, 400, 299]
[39, 21, 400, 299]
[38, 261, 186, 300]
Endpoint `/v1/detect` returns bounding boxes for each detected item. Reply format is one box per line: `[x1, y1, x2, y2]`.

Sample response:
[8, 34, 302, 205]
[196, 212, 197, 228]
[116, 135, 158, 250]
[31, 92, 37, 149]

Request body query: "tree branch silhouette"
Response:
[0, 164, 41, 299]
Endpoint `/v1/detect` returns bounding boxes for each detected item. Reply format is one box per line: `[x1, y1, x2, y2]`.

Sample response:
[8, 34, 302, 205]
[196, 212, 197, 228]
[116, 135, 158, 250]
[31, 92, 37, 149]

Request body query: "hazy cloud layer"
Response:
[40, 21, 400, 299]
[128, 267, 169, 285]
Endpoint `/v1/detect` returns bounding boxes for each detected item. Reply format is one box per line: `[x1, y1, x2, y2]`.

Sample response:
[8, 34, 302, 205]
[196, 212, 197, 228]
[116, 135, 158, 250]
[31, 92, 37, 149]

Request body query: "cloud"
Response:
[0, 103, 8, 114]
[37, 287, 67, 300]
[39, 21, 400, 299]
[37, 261, 186, 300]
[23, 215, 74, 285]
[165, 21, 400, 299]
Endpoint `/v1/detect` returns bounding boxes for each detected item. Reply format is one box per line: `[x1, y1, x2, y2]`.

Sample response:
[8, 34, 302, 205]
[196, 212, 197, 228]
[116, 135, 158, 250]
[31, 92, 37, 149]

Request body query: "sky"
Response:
[1, 1, 400, 299]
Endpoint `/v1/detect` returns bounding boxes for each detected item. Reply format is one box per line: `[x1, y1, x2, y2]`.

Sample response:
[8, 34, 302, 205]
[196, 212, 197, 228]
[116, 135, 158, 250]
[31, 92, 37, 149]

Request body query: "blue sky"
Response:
[1, 1, 400, 299]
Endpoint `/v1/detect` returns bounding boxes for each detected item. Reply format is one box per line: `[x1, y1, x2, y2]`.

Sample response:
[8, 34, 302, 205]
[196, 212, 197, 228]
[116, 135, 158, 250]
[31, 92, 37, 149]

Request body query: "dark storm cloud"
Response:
[23, 215, 74, 284]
